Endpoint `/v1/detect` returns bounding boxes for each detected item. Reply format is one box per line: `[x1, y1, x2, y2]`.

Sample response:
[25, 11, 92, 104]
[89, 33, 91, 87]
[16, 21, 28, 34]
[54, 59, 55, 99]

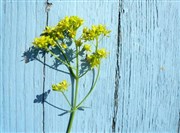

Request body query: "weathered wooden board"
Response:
[44, 0, 119, 132]
[116, 0, 180, 133]
[0, 1, 2, 131]
[0, 0, 180, 133]
[0, 1, 46, 132]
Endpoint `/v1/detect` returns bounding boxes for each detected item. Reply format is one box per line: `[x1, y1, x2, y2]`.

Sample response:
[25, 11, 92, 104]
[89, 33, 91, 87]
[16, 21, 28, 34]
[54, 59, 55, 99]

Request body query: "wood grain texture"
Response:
[0, 0, 3, 131]
[116, 0, 180, 132]
[0, 1, 46, 132]
[0, 0, 180, 133]
[44, 0, 119, 132]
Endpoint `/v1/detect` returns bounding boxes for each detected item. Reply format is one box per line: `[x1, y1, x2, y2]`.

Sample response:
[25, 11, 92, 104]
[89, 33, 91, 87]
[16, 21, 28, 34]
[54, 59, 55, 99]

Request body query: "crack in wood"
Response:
[112, 0, 123, 132]
[177, 112, 180, 133]
[42, 1, 51, 133]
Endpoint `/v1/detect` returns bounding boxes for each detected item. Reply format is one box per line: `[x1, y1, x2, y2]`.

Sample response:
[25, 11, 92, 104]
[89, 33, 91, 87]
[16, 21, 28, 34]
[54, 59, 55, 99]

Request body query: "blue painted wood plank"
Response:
[0, 0, 3, 131]
[43, 0, 119, 132]
[0, 1, 46, 132]
[1, 0, 179, 132]
[116, 1, 180, 132]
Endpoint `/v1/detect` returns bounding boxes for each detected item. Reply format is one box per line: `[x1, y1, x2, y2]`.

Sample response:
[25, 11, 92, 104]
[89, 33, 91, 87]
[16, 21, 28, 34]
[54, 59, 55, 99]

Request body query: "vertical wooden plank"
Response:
[0, 0, 3, 131]
[44, 0, 119, 132]
[116, 0, 180, 132]
[0, 0, 46, 132]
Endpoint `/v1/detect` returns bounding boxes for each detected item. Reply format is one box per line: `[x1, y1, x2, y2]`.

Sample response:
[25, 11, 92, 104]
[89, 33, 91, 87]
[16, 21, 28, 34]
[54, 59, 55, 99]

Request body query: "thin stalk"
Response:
[74, 46, 79, 106]
[46, 48, 70, 67]
[46, 48, 76, 78]
[76, 66, 100, 109]
[62, 92, 71, 107]
[66, 111, 76, 133]
[56, 42, 70, 64]
[66, 46, 79, 133]
[79, 68, 90, 78]
[68, 68, 77, 79]
[95, 37, 98, 52]
[56, 42, 76, 78]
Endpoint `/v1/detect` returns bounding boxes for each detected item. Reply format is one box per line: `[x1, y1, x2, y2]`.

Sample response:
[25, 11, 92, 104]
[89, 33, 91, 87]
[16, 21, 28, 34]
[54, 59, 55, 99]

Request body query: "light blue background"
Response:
[0, 0, 179, 132]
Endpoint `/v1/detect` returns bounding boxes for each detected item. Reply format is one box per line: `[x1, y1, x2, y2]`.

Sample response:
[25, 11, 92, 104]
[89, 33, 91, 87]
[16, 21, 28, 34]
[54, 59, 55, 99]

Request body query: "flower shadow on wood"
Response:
[33, 90, 85, 116]
[33, 90, 70, 116]
[22, 47, 72, 116]
[22, 46, 71, 75]
[22, 45, 92, 116]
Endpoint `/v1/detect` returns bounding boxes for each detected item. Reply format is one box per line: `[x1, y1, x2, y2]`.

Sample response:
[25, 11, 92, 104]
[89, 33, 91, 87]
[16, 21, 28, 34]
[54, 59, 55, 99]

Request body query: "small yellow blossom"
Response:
[42, 26, 63, 40]
[57, 16, 84, 39]
[33, 36, 56, 49]
[68, 29, 76, 38]
[86, 54, 100, 68]
[52, 80, 69, 92]
[82, 24, 111, 41]
[86, 48, 109, 68]
[41, 16, 84, 41]
[83, 44, 91, 52]
[43, 26, 55, 34]
[61, 43, 67, 49]
[97, 48, 108, 58]
[75, 39, 82, 47]
[56, 32, 64, 39]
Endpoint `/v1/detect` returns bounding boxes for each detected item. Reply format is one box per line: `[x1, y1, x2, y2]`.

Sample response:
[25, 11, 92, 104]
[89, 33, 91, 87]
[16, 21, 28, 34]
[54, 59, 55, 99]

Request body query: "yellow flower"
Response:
[75, 39, 82, 47]
[56, 32, 64, 39]
[33, 36, 56, 49]
[86, 54, 100, 68]
[82, 24, 111, 41]
[86, 48, 108, 68]
[86, 54, 92, 62]
[97, 48, 108, 58]
[68, 29, 76, 38]
[83, 44, 91, 52]
[57, 16, 84, 38]
[43, 26, 55, 34]
[97, 24, 111, 36]
[52, 80, 69, 92]
[61, 43, 67, 49]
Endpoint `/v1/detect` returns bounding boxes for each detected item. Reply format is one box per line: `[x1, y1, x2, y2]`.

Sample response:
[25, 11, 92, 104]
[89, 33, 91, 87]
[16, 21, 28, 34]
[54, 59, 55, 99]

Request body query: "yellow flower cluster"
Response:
[33, 16, 84, 49]
[87, 48, 108, 68]
[82, 25, 111, 41]
[43, 16, 84, 39]
[52, 80, 69, 92]
[31, 16, 111, 115]
[33, 36, 56, 49]
[97, 48, 108, 58]
[43, 26, 64, 41]
[57, 16, 84, 38]
[33, 16, 110, 69]
[83, 44, 91, 52]
[75, 39, 83, 47]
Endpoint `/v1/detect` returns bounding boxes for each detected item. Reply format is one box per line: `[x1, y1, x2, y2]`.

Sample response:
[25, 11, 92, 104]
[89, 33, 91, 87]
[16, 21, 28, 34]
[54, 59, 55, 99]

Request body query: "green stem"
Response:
[76, 66, 100, 109]
[66, 46, 79, 133]
[66, 110, 76, 133]
[56, 42, 76, 78]
[62, 92, 71, 107]
[74, 46, 79, 106]
[46, 48, 76, 78]
[95, 37, 98, 52]
[79, 69, 90, 78]
[46, 48, 70, 67]
[56, 42, 70, 64]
